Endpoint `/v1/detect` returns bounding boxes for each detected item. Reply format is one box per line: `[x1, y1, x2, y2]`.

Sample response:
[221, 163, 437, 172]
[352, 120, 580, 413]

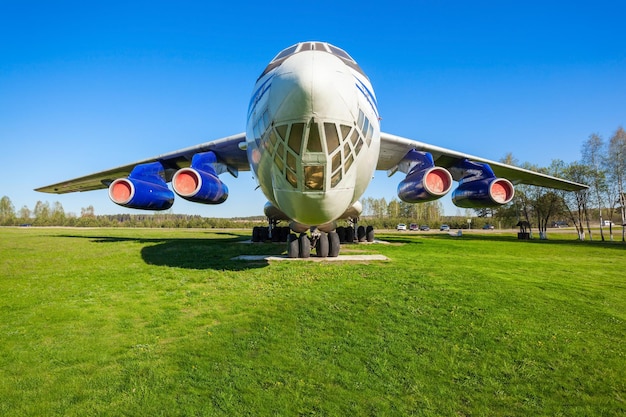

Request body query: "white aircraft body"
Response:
[37, 41, 587, 257]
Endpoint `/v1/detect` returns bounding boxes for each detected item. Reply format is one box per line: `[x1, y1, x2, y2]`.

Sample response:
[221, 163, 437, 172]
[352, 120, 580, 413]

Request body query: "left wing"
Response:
[378, 132, 587, 191]
[36, 133, 248, 193]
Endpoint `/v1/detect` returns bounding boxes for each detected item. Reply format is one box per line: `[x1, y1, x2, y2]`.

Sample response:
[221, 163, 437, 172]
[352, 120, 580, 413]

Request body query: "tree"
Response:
[387, 199, 400, 218]
[81, 205, 95, 218]
[607, 126, 626, 241]
[581, 133, 608, 241]
[33, 201, 51, 226]
[50, 202, 66, 226]
[0, 196, 16, 225]
[560, 162, 593, 240]
[18, 205, 31, 223]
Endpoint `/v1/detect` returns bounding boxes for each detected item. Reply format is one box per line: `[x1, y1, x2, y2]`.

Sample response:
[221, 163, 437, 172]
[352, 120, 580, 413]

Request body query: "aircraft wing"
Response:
[378, 132, 588, 191]
[35, 133, 249, 193]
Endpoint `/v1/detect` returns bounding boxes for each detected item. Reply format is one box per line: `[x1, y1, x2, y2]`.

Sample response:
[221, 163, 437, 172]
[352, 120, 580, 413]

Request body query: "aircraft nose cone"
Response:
[274, 188, 351, 226]
[270, 52, 355, 121]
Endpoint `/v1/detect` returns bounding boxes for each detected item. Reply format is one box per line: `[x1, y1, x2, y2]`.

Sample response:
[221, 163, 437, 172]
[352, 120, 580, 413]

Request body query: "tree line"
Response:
[489, 126, 626, 241]
[0, 198, 267, 229]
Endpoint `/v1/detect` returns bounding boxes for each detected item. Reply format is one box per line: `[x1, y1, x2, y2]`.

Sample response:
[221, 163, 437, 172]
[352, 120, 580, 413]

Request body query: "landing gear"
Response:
[312, 230, 341, 258]
[251, 224, 290, 243]
[315, 232, 329, 257]
[287, 233, 311, 258]
[254, 219, 375, 259]
[328, 231, 340, 257]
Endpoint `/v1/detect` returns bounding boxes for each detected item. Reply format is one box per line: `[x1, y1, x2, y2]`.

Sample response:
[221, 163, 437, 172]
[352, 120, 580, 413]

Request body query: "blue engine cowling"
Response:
[108, 162, 174, 210]
[452, 177, 515, 208]
[398, 166, 453, 203]
[172, 151, 228, 204]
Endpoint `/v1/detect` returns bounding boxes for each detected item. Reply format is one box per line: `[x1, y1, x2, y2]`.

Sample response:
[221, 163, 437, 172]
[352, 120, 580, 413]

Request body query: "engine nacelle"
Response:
[398, 166, 453, 203]
[452, 178, 515, 208]
[172, 151, 228, 204]
[108, 162, 174, 210]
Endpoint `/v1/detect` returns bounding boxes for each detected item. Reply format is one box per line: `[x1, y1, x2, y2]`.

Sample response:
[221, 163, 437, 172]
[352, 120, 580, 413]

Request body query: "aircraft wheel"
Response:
[328, 231, 340, 257]
[316, 232, 329, 258]
[299, 234, 311, 258]
[366, 225, 375, 242]
[345, 226, 355, 243]
[336, 226, 346, 243]
[287, 234, 299, 258]
[252, 226, 261, 242]
[357, 225, 366, 242]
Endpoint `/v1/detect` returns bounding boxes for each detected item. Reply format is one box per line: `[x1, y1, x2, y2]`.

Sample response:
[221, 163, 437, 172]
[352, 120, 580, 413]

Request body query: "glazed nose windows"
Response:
[263, 113, 371, 191]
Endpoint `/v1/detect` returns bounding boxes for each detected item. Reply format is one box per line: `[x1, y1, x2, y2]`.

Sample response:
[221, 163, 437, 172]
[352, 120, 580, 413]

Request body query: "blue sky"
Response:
[1, 1, 625, 217]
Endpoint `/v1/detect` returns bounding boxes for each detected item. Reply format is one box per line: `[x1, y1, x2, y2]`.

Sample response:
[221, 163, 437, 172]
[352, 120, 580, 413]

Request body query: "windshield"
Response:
[258, 42, 366, 80]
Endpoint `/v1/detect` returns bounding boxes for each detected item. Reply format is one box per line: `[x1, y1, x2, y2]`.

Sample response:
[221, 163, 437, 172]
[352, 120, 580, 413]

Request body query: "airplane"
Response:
[36, 41, 587, 258]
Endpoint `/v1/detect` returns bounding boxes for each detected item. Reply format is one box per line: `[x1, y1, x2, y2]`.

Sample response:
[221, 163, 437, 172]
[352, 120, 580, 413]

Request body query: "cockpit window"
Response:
[287, 123, 304, 155]
[324, 123, 340, 154]
[273, 45, 298, 61]
[271, 118, 372, 191]
[328, 45, 352, 61]
[306, 122, 322, 152]
[258, 42, 367, 80]
[304, 165, 324, 190]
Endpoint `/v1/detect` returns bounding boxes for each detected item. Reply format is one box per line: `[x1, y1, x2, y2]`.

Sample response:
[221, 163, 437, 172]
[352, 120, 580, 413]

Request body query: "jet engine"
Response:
[172, 151, 228, 204]
[451, 160, 515, 208]
[398, 166, 453, 203]
[395, 150, 453, 203]
[108, 162, 174, 210]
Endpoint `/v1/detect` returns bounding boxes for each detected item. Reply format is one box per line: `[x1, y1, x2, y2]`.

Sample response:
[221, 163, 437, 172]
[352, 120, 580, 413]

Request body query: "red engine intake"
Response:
[398, 166, 453, 203]
[108, 162, 174, 210]
[452, 177, 515, 208]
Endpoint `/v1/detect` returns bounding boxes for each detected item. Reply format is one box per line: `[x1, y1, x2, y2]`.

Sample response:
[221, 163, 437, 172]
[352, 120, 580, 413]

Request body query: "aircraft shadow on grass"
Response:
[380, 232, 626, 251]
[57, 234, 278, 271]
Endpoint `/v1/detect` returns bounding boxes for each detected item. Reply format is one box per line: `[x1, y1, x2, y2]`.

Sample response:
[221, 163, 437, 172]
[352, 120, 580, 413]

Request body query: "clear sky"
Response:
[1, 1, 625, 218]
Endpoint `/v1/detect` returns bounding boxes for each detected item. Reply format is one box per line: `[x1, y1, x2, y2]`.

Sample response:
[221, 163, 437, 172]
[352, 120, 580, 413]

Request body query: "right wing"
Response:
[378, 132, 588, 191]
[35, 133, 248, 194]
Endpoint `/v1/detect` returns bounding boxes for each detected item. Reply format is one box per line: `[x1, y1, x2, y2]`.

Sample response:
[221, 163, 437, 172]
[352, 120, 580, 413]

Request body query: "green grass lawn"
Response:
[1, 227, 624, 416]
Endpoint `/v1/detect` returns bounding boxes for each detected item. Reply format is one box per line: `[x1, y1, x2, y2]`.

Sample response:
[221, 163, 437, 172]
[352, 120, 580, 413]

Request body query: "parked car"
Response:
[419, 225, 430, 231]
[439, 224, 450, 231]
[409, 223, 419, 231]
[482, 224, 495, 230]
[396, 223, 407, 231]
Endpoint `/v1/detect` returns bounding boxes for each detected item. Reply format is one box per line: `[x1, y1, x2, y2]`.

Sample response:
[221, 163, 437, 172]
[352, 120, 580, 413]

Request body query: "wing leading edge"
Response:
[35, 133, 248, 194]
[378, 132, 587, 192]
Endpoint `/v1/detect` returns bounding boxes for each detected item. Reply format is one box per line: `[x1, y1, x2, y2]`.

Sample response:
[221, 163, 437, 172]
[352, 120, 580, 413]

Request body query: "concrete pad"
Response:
[232, 254, 389, 262]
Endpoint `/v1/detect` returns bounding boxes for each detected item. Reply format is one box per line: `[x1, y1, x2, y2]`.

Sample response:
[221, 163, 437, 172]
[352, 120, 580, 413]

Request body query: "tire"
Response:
[336, 226, 346, 243]
[345, 226, 355, 243]
[328, 231, 340, 257]
[357, 225, 366, 242]
[299, 234, 311, 258]
[260, 227, 270, 242]
[366, 225, 375, 242]
[287, 234, 299, 258]
[252, 226, 260, 242]
[316, 232, 329, 258]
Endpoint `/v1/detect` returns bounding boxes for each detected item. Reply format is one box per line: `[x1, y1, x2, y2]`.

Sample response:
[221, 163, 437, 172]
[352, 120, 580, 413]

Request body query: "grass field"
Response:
[0, 227, 624, 416]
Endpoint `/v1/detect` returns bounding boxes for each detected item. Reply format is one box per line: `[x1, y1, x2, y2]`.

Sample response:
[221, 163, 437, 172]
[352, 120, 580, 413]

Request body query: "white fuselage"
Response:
[245, 43, 380, 226]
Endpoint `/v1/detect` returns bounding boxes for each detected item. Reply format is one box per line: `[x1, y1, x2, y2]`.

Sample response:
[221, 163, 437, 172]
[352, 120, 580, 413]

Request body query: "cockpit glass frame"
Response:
[259, 42, 367, 80]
